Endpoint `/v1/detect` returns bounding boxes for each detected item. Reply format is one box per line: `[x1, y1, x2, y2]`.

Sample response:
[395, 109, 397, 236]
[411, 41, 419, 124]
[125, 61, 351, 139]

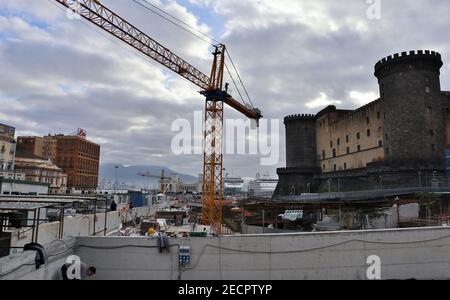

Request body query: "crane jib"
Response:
[53, 0, 262, 234]
[55, 0, 261, 121]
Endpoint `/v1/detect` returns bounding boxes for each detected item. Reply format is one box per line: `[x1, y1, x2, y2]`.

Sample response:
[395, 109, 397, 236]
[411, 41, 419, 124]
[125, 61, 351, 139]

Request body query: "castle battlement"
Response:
[284, 114, 316, 123]
[375, 50, 443, 80]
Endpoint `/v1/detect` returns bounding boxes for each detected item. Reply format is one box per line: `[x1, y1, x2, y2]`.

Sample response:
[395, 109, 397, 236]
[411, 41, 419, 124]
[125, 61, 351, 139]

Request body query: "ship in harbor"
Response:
[248, 173, 279, 199]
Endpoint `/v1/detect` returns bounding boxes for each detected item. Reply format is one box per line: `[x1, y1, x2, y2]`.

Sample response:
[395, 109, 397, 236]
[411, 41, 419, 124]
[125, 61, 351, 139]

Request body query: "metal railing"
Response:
[275, 186, 450, 203]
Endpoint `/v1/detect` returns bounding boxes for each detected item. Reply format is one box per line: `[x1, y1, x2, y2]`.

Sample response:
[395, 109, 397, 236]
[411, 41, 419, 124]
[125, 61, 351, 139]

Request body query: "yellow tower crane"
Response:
[54, 0, 262, 234]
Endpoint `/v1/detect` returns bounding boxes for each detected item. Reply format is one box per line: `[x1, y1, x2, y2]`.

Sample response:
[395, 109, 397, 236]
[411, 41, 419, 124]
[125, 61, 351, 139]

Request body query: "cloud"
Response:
[1, 0, 450, 178]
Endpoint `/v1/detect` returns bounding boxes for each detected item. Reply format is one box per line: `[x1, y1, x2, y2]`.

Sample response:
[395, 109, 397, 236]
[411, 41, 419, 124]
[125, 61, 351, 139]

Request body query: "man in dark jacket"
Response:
[61, 262, 96, 280]
[110, 200, 117, 212]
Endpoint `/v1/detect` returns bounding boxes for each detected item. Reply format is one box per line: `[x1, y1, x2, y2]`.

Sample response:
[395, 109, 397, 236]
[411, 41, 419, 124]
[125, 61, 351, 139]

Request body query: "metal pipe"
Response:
[93, 199, 97, 236]
[35, 208, 41, 243]
[104, 199, 108, 236]
[31, 209, 37, 243]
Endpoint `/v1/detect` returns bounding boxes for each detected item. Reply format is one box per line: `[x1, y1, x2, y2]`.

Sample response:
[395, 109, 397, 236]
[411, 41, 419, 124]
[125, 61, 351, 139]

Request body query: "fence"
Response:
[275, 187, 450, 203]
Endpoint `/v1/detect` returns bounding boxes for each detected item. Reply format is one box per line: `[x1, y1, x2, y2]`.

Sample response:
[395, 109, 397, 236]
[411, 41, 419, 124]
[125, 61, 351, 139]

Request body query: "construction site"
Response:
[1, 0, 450, 283]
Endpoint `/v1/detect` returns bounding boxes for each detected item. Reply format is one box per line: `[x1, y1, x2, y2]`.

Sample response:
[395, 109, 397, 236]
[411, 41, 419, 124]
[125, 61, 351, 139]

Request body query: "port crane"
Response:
[53, 0, 262, 234]
[138, 169, 173, 194]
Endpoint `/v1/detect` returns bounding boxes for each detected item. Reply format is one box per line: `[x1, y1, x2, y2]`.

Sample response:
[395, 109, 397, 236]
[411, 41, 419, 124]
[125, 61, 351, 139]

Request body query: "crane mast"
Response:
[54, 0, 262, 234]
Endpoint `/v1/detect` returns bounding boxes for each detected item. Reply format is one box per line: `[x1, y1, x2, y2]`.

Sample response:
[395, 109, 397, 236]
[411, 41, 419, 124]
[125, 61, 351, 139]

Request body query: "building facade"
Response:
[54, 135, 100, 192]
[17, 136, 57, 162]
[14, 154, 68, 194]
[16, 134, 100, 192]
[162, 175, 201, 194]
[0, 123, 16, 173]
[276, 50, 450, 196]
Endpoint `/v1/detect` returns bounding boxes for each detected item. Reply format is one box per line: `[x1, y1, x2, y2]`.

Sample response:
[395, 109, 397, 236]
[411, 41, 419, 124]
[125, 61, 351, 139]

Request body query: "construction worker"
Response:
[61, 262, 96, 280]
[110, 200, 117, 212]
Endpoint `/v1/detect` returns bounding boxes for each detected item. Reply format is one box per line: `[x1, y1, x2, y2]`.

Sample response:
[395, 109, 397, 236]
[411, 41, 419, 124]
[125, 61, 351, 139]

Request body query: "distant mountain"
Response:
[99, 163, 198, 188]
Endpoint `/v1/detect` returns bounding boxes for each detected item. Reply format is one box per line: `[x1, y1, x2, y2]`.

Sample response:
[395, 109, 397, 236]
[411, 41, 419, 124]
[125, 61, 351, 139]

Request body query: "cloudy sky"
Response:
[1, 0, 450, 178]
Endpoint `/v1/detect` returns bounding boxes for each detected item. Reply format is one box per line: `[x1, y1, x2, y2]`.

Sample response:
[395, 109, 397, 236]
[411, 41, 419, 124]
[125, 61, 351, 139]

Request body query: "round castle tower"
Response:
[374, 50, 445, 168]
[284, 114, 317, 169]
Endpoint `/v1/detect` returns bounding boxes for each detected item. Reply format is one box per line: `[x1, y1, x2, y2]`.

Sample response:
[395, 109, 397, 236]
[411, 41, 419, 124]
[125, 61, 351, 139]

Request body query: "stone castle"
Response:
[275, 50, 450, 196]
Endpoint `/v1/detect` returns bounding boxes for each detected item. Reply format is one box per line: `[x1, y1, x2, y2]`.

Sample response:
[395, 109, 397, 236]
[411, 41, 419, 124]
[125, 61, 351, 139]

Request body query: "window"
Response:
[377, 112, 381, 120]
[323, 165, 326, 171]
[334, 165, 337, 172]
[347, 147, 350, 154]
[379, 140, 383, 147]
[431, 144, 436, 151]
[367, 129, 371, 137]
[337, 138, 340, 146]
[430, 129, 435, 137]
[357, 145, 361, 152]
[366, 117, 370, 125]
[385, 134, 389, 141]
[330, 141, 333, 148]
[357, 133, 361, 140]
[322, 150, 326, 160]
[427, 107, 432, 114]
[426, 86, 430, 94]
[346, 135, 349, 143]
[344, 163, 347, 170]
[333, 149, 336, 158]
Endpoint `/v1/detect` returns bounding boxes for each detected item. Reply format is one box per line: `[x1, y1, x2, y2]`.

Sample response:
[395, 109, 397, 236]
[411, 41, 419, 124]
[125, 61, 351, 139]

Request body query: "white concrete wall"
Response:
[0, 238, 76, 280]
[75, 227, 450, 280]
[0, 181, 48, 195]
[8, 206, 152, 254]
[4, 227, 450, 280]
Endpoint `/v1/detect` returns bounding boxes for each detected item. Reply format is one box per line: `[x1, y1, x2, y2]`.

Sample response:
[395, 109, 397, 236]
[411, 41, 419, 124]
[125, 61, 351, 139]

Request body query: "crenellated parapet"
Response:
[284, 114, 316, 124]
[375, 50, 443, 80]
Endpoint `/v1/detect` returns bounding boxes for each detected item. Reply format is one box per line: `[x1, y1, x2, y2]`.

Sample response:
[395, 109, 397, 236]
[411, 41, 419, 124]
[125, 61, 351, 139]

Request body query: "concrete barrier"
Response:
[76, 227, 450, 280]
[4, 226, 450, 280]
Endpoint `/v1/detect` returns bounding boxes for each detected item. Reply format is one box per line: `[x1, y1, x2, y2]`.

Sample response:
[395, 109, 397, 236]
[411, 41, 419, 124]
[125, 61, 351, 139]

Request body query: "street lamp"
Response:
[432, 171, 438, 189]
[10, 140, 17, 196]
[114, 165, 119, 193]
[418, 171, 422, 188]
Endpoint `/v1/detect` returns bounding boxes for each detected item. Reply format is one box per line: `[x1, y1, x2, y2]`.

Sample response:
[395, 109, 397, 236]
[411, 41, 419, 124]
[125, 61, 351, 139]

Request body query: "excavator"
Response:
[53, 0, 262, 234]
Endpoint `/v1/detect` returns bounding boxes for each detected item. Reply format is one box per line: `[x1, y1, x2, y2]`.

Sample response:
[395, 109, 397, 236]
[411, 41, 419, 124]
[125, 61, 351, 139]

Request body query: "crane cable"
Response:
[49, 0, 254, 109]
[131, 0, 215, 46]
[226, 49, 255, 109]
[137, 0, 221, 45]
[132, 0, 255, 109]
[224, 63, 249, 108]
